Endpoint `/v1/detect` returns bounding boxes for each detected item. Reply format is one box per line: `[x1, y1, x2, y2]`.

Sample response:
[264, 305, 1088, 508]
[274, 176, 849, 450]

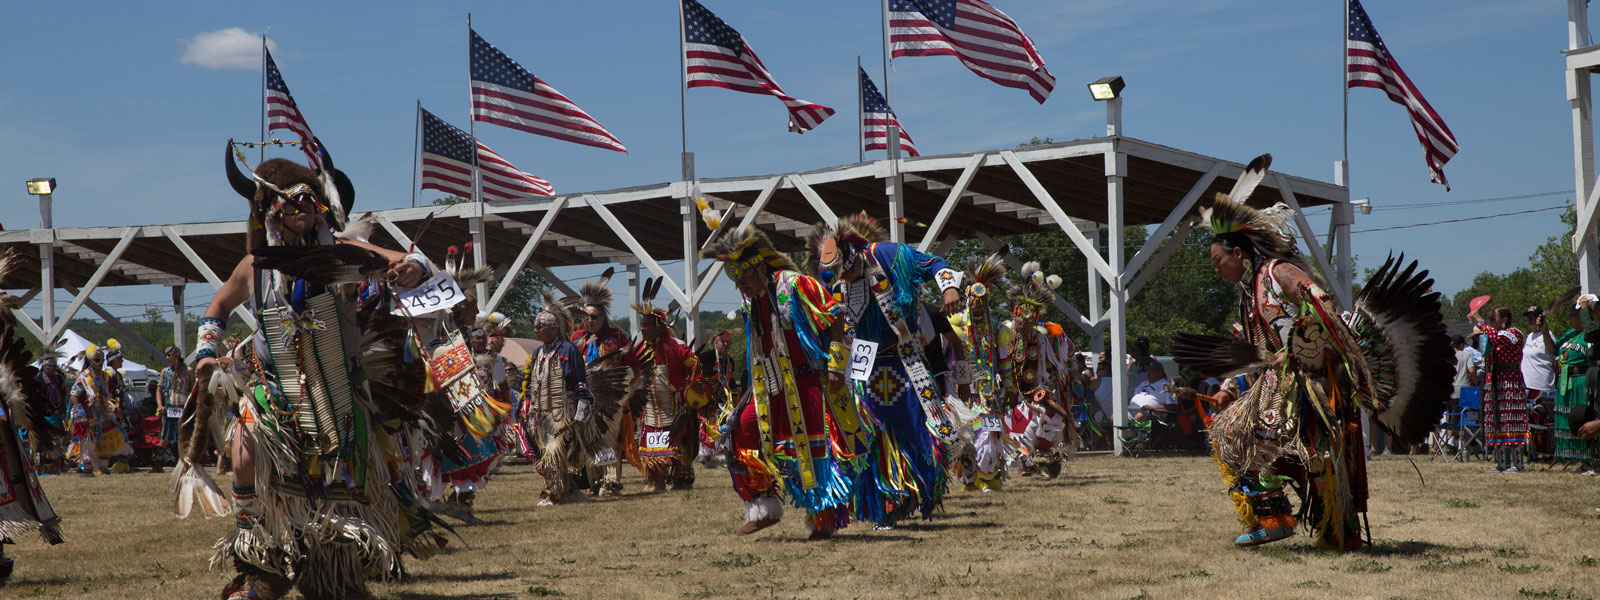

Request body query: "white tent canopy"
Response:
[41, 329, 150, 380]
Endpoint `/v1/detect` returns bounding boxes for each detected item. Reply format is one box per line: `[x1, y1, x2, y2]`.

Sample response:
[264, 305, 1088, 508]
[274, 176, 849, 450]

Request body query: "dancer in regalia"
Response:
[524, 303, 597, 505]
[999, 263, 1076, 479]
[628, 278, 703, 492]
[567, 268, 633, 497]
[0, 252, 65, 583]
[175, 142, 448, 599]
[68, 343, 132, 476]
[1173, 154, 1453, 550]
[702, 227, 855, 539]
[810, 214, 963, 525]
[951, 252, 1009, 492]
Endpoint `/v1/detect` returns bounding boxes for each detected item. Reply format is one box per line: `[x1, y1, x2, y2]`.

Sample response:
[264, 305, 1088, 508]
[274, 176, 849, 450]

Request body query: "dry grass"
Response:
[7, 454, 1600, 599]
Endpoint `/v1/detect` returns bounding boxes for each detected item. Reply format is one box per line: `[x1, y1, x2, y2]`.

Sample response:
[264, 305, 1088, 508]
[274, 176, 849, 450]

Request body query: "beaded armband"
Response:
[196, 316, 225, 360]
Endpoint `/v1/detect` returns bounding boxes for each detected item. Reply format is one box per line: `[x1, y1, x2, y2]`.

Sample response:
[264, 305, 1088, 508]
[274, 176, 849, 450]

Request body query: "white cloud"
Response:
[178, 27, 276, 70]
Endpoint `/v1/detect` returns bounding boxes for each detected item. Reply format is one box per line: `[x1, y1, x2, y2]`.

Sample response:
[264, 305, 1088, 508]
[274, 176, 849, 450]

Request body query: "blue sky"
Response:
[0, 0, 1579, 321]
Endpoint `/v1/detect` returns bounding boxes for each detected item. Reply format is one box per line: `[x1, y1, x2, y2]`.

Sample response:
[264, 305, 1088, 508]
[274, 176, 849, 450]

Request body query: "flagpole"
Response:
[467, 13, 481, 206]
[677, 0, 689, 157]
[1342, 0, 1350, 168]
[857, 56, 864, 164]
[881, 0, 892, 107]
[259, 32, 267, 164]
[411, 100, 420, 209]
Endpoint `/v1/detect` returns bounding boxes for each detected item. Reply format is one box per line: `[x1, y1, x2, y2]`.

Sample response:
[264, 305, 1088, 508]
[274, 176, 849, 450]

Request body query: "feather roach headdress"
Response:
[537, 289, 576, 340]
[103, 338, 122, 363]
[579, 267, 616, 312]
[631, 277, 676, 328]
[701, 226, 798, 284]
[965, 249, 1009, 306]
[1197, 154, 1301, 263]
[809, 212, 888, 283]
[1007, 261, 1060, 311]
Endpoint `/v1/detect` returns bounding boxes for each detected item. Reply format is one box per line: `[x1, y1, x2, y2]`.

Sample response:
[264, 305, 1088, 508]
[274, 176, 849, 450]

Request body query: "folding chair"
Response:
[1430, 395, 1462, 461]
[1454, 386, 1484, 461]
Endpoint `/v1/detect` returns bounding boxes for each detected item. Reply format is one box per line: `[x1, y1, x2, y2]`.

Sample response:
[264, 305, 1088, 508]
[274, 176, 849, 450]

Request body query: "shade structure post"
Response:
[886, 125, 905, 243]
[38, 191, 54, 336]
[682, 153, 699, 344]
[172, 284, 186, 353]
[1570, 0, 1600, 293]
[1105, 146, 1129, 456]
[467, 202, 488, 311]
[1088, 226, 1104, 356]
[626, 263, 641, 338]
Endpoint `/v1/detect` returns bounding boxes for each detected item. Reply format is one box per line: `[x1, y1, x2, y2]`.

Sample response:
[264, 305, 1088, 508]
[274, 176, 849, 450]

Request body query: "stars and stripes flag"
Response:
[860, 68, 919, 157]
[264, 48, 322, 169]
[470, 29, 628, 153]
[1346, 0, 1458, 189]
[419, 107, 555, 201]
[888, 0, 1055, 104]
[682, 0, 835, 133]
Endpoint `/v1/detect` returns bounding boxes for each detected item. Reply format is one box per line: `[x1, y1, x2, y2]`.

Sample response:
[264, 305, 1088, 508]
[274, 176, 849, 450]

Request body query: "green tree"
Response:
[1447, 208, 1580, 323]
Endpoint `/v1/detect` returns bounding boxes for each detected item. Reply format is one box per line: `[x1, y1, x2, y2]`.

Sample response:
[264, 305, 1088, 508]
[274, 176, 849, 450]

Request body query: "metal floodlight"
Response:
[1087, 76, 1125, 101]
[25, 178, 56, 195]
[1353, 198, 1372, 215]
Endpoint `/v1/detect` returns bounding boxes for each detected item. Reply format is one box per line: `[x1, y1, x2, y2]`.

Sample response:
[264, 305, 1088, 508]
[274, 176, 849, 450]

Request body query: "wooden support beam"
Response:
[485, 197, 567, 313]
[48, 228, 137, 342]
[163, 227, 257, 329]
[1274, 173, 1348, 309]
[585, 196, 692, 307]
[1121, 160, 1223, 285]
[786, 175, 839, 224]
[61, 282, 165, 362]
[1126, 220, 1196, 299]
[1000, 151, 1115, 284]
[977, 232, 1094, 334]
[918, 153, 985, 252]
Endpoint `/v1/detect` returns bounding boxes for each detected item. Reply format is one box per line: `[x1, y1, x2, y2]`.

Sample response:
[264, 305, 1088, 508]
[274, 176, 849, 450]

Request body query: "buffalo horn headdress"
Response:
[225, 138, 354, 249]
[701, 226, 797, 284]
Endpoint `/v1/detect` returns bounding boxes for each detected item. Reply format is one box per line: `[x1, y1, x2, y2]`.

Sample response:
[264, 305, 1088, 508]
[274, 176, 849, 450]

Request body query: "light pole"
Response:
[26, 178, 56, 335]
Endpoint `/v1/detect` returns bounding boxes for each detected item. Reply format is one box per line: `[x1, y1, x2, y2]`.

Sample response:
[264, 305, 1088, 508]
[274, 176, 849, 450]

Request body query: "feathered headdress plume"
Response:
[966, 249, 1008, 300]
[1197, 154, 1300, 262]
[538, 289, 576, 340]
[631, 277, 675, 327]
[694, 197, 722, 231]
[701, 226, 797, 285]
[579, 267, 616, 312]
[809, 212, 888, 282]
[1007, 261, 1060, 309]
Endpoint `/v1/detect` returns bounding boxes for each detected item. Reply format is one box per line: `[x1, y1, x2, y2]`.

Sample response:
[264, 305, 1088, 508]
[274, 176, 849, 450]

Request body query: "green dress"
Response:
[1555, 319, 1596, 462]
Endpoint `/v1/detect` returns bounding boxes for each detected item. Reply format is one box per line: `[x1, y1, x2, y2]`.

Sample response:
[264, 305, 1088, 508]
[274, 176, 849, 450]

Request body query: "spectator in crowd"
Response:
[35, 359, 68, 431]
[1126, 337, 1152, 381]
[155, 346, 187, 472]
[1523, 306, 1558, 403]
[1555, 298, 1599, 470]
[1470, 305, 1530, 473]
[1090, 360, 1115, 425]
[1128, 358, 1176, 422]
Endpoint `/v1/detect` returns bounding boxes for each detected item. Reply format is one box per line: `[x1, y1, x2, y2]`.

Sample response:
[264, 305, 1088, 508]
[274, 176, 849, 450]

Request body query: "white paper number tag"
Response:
[392, 270, 466, 317]
[979, 414, 1004, 433]
[592, 447, 618, 466]
[166, 406, 184, 418]
[848, 339, 879, 381]
[644, 431, 672, 450]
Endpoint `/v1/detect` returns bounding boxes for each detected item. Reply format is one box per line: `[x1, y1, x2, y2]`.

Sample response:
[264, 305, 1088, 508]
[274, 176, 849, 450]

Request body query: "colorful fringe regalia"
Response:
[1179, 169, 1451, 551]
[956, 253, 1009, 491]
[829, 238, 961, 524]
[67, 361, 133, 474]
[729, 270, 854, 530]
[173, 147, 449, 600]
[1553, 318, 1596, 462]
[572, 323, 632, 495]
[0, 266, 65, 580]
[523, 336, 597, 504]
[999, 262, 1075, 480]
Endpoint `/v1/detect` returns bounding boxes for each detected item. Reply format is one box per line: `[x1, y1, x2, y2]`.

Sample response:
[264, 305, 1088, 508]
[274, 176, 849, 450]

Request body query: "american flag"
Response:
[860, 68, 919, 157]
[889, 0, 1055, 104]
[470, 29, 628, 153]
[683, 0, 835, 133]
[419, 108, 555, 201]
[265, 48, 322, 169]
[1346, 0, 1458, 189]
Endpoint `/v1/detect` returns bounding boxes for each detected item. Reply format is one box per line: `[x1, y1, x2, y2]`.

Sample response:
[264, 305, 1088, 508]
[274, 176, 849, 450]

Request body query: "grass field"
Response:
[5, 453, 1598, 599]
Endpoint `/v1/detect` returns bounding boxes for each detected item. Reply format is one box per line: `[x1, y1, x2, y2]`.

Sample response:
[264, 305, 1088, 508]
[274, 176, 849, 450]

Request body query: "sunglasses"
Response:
[584, 314, 602, 321]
